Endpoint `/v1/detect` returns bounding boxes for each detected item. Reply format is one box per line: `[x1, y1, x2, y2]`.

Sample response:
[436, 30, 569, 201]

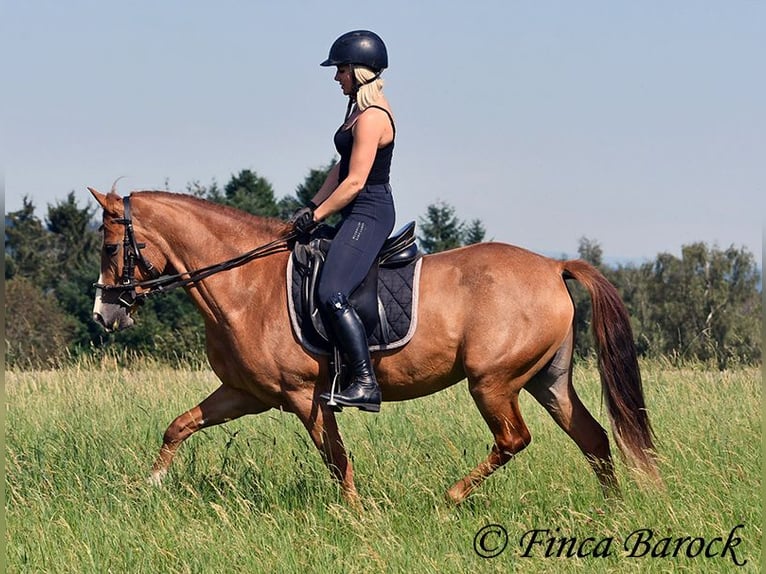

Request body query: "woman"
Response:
[292, 30, 396, 413]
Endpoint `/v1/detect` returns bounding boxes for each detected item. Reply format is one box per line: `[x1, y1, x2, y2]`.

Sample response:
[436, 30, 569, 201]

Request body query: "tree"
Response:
[43, 194, 104, 349]
[576, 236, 603, 268]
[417, 200, 465, 254]
[5, 197, 55, 284]
[46, 192, 99, 265]
[295, 163, 332, 204]
[187, 179, 221, 200]
[5, 196, 94, 365]
[221, 169, 279, 217]
[5, 276, 77, 368]
[462, 219, 486, 245]
[277, 160, 339, 224]
[644, 243, 761, 368]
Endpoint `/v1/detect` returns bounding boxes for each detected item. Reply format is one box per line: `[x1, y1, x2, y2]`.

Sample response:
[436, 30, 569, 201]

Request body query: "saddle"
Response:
[287, 221, 423, 355]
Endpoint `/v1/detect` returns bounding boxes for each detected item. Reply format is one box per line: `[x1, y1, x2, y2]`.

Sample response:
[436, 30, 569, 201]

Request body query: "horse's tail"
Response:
[562, 259, 662, 486]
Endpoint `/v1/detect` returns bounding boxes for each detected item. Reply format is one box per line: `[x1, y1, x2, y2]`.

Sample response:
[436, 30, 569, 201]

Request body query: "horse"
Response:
[89, 186, 660, 505]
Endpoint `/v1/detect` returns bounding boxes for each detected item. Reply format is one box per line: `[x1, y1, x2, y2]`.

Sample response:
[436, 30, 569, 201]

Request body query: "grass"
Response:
[5, 359, 762, 573]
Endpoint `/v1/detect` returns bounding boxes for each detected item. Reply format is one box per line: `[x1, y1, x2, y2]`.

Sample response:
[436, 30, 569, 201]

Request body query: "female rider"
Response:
[292, 30, 396, 413]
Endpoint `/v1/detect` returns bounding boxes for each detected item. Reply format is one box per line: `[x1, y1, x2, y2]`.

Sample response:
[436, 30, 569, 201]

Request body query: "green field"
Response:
[5, 360, 762, 573]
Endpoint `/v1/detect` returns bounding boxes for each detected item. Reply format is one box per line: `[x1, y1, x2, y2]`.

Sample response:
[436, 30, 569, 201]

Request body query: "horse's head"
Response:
[89, 186, 167, 332]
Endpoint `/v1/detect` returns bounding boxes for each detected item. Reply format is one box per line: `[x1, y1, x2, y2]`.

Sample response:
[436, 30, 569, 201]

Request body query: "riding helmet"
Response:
[320, 30, 388, 72]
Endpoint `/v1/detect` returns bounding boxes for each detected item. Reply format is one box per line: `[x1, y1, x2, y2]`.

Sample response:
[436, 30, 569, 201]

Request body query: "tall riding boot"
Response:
[319, 293, 381, 412]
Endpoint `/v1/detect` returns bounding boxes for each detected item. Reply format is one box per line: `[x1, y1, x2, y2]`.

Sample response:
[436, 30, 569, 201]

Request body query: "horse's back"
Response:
[419, 241, 570, 304]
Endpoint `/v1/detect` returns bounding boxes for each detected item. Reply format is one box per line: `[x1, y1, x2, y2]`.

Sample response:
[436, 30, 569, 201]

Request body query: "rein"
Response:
[95, 195, 296, 307]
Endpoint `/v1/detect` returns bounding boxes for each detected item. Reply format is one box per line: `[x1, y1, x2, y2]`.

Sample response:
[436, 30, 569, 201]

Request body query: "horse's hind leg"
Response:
[149, 384, 267, 485]
[525, 335, 618, 497]
[446, 378, 532, 504]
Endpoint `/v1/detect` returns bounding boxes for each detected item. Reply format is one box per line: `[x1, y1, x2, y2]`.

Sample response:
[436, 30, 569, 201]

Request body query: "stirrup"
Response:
[324, 346, 344, 412]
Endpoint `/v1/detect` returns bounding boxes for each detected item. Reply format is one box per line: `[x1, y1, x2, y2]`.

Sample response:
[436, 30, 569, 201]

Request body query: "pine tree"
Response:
[222, 169, 279, 217]
[417, 200, 465, 254]
[462, 218, 487, 245]
[5, 197, 54, 284]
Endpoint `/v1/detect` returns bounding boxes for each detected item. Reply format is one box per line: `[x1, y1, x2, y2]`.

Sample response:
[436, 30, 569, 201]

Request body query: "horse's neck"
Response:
[148, 196, 277, 269]
[141, 194, 281, 323]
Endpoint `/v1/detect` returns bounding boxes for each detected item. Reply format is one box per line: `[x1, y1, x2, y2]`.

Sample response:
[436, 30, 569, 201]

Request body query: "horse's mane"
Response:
[131, 190, 290, 235]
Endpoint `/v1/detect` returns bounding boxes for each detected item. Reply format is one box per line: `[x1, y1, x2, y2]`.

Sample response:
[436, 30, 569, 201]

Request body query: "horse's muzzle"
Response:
[93, 301, 135, 332]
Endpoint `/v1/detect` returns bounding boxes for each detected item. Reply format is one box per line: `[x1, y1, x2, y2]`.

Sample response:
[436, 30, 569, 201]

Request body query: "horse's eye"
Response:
[105, 244, 119, 257]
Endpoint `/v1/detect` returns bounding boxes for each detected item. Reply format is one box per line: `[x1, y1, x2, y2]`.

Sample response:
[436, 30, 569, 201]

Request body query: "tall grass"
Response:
[5, 359, 761, 573]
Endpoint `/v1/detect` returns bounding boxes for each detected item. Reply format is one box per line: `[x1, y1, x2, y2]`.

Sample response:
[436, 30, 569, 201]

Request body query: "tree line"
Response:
[5, 164, 761, 370]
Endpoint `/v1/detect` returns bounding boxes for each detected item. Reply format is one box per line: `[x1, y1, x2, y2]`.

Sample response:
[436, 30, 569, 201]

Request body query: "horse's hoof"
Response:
[445, 485, 467, 505]
[147, 469, 167, 487]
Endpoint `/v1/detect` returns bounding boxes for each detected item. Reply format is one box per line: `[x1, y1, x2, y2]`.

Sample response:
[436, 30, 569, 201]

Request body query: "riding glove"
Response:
[291, 206, 315, 234]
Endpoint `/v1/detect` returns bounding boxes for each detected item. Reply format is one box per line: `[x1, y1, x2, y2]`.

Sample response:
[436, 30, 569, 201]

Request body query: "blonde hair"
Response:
[354, 66, 384, 111]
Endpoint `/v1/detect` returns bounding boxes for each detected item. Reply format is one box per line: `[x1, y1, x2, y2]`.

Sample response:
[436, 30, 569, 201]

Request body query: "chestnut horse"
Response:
[90, 187, 660, 504]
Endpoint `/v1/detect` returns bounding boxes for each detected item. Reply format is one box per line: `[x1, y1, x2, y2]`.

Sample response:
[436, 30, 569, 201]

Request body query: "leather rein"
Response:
[94, 196, 296, 308]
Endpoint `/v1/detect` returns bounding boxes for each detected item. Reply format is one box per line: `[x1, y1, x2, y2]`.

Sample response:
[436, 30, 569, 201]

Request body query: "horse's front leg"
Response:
[285, 390, 360, 508]
[149, 384, 268, 485]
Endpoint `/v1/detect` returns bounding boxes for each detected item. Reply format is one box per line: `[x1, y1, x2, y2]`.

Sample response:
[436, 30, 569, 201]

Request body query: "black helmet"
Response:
[320, 30, 388, 71]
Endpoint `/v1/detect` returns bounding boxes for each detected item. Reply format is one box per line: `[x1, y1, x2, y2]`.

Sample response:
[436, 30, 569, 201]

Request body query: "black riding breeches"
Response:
[317, 183, 395, 306]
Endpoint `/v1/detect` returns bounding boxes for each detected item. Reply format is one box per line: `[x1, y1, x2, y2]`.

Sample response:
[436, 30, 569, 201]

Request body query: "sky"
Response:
[3, 1, 764, 262]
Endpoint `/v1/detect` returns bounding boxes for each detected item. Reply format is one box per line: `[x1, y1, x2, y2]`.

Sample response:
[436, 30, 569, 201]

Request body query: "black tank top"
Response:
[334, 105, 395, 185]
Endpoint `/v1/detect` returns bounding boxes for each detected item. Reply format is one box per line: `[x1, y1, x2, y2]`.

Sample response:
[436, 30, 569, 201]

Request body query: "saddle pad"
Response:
[286, 257, 423, 356]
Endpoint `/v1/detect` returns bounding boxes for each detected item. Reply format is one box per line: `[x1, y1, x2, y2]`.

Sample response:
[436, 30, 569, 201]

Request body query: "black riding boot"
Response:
[319, 293, 381, 412]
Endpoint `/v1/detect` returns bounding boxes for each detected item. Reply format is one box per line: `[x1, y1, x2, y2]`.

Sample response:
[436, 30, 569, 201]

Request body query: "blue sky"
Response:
[3, 1, 763, 261]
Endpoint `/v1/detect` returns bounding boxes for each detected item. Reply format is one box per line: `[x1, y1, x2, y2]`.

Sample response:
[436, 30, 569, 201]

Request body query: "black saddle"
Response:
[289, 221, 422, 353]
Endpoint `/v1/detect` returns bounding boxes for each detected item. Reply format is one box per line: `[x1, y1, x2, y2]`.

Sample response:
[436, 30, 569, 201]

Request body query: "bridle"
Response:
[94, 196, 160, 307]
[94, 195, 296, 308]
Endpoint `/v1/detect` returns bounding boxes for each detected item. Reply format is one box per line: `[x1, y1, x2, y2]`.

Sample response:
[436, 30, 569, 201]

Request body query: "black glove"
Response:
[291, 204, 316, 235]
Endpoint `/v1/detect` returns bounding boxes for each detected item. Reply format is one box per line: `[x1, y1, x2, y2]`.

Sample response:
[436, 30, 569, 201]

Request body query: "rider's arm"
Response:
[310, 163, 341, 207]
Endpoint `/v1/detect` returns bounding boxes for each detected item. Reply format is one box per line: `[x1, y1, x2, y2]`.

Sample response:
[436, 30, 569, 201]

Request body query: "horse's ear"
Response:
[88, 187, 112, 209]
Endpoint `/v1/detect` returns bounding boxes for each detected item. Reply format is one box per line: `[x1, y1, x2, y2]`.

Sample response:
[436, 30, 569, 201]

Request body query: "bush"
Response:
[5, 277, 77, 368]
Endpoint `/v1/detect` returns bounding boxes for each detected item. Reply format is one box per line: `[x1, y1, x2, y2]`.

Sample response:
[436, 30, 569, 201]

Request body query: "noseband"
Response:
[94, 195, 295, 308]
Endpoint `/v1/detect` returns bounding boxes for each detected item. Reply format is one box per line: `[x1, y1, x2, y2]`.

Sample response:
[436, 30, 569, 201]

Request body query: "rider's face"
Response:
[334, 65, 354, 96]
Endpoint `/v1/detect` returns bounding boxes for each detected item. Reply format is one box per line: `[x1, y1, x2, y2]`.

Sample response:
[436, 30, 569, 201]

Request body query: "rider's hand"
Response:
[291, 204, 316, 235]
